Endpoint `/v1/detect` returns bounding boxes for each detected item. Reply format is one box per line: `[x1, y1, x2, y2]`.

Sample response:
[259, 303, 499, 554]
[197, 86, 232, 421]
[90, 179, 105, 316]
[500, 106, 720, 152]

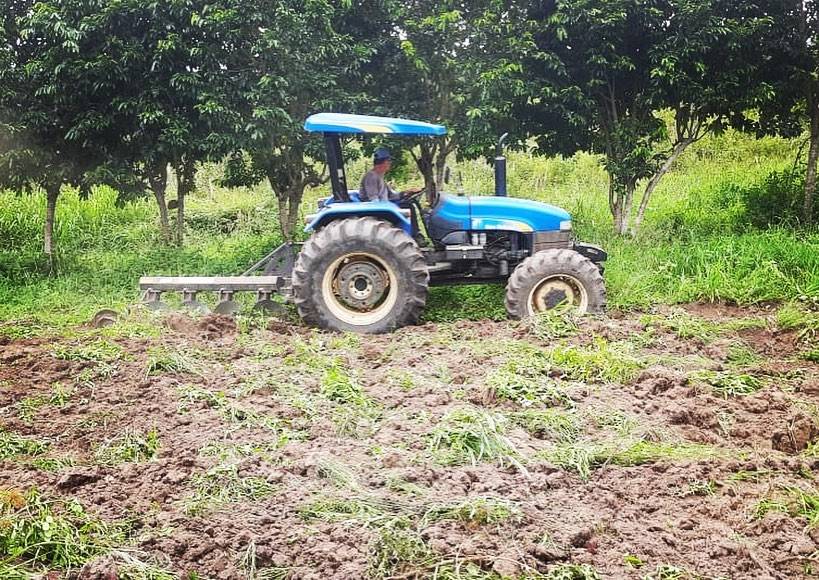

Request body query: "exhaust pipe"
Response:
[495, 132, 509, 197]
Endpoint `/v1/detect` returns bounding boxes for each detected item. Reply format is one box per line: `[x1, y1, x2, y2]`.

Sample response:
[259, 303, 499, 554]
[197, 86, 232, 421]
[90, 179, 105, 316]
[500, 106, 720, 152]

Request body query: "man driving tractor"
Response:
[359, 147, 424, 239]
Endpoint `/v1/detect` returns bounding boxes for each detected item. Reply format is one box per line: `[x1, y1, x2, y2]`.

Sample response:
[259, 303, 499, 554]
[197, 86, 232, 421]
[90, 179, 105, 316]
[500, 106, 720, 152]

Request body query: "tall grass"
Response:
[0, 129, 816, 327]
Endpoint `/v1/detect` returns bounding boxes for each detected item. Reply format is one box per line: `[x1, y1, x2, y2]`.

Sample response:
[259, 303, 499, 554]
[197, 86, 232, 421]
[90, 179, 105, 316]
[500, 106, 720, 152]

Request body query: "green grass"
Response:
[0, 431, 49, 459]
[689, 370, 765, 398]
[422, 497, 521, 525]
[93, 428, 160, 466]
[51, 338, 124, 362]
[508, 408, 582, 443]
[486, 345, 573, 407]
[544, 564, 602, 580]
[427, 407, 523, 470]
[183, 463, 277, 515]
[0, 488, 127, 570]
[547, 338, 645, 383]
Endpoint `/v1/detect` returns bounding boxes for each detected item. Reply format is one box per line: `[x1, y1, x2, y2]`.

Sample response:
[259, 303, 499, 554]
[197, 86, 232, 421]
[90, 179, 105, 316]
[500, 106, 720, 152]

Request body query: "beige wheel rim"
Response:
[321, 252, 398, 326]
[526, 274, 588, 316]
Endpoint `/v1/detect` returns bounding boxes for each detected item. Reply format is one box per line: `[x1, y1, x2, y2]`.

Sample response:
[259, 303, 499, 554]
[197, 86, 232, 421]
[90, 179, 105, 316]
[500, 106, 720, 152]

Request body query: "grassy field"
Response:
[0, 129, 817, 329]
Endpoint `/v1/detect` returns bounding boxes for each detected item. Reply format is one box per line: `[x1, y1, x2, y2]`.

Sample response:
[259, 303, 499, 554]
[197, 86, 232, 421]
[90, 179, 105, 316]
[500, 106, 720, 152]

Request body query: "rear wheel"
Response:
[505, 249, 606, 318]
[292, 217, 429, 333]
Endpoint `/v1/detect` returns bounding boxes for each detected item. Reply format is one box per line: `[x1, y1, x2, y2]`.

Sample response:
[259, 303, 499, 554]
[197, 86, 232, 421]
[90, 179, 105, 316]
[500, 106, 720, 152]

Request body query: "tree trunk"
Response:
[632, 139, 693, 235]
[805, 99, 819, 226]
[434, 138, 451, 191]
[175, 159, 195, 246]
[414, 143, 437, 200]
[610, 179, 635, 236]
[43, 183, 59, 274]
[146, 163, 171, 242]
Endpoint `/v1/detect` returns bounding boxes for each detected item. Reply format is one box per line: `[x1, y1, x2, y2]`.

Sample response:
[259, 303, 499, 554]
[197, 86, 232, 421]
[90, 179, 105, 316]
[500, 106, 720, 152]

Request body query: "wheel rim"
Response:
[527, 274, 589, 315]
[322, 252, 398, 326]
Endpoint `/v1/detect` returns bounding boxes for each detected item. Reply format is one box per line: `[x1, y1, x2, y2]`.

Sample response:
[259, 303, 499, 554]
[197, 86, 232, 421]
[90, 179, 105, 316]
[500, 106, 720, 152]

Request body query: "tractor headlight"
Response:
[559, 220, 573, 232]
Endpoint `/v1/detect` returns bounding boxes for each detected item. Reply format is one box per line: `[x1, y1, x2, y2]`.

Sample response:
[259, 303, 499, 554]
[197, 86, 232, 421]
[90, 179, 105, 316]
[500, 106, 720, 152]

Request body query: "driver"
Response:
[359, 147, 400, 202]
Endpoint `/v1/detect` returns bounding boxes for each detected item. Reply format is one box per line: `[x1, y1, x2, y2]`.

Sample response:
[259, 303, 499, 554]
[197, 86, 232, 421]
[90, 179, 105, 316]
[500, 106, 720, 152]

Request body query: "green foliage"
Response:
[689, 370, 765, 398]
[146, 346, 203, 377]
[0, 431, 49, 459]
[93, 428, 160, 466]
[423, 497, 521, 525]
[486, 346, 572, 407]
[547, 338, 644, 383]
[508, 409, 581, 443]
[0, 488, 126, 569]
[183, 464, 276, 515]
[428, 407, 522, 469]
[544, 564, 602, 580]
[52, 338, 123, 362]
[716, 169, 811, 229]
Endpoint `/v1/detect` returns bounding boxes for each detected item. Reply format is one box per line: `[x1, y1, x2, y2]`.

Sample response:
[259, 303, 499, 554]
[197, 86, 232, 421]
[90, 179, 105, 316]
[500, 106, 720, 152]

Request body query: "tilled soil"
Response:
[1, 305, 818, 579]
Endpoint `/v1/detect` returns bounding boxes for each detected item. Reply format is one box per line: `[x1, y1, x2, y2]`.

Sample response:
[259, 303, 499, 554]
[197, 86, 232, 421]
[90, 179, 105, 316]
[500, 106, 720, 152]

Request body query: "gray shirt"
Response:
[359, 170, 397, 202]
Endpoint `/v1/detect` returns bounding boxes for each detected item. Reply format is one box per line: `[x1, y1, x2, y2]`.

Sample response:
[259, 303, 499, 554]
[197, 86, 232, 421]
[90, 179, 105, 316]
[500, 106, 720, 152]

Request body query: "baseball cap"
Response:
[374, 147, 392, 163]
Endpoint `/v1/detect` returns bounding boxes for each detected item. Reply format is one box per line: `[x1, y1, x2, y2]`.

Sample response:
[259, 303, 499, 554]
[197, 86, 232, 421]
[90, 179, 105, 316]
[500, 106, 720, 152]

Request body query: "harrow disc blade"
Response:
[253, 299, 286, 316]
[214, 300, 242, 316]
[91, 309, 118, 328]
[142, 300, 170, 312]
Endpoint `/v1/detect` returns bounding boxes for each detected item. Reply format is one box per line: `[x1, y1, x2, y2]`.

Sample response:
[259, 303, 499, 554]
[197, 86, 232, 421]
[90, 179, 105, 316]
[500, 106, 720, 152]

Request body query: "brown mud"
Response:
[1, 306, 818, 579]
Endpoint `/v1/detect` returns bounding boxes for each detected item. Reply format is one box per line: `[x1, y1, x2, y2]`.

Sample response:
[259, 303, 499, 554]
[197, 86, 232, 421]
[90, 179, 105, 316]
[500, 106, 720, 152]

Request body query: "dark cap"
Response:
[374, 147, 392, 164]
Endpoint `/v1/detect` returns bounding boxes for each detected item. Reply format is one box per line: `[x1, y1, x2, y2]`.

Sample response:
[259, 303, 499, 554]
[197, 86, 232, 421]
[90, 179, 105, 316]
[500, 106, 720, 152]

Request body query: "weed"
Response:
[725, 343, 761, 366]
[16, 396, 47, 424]
[177, 385, 291, 439]
[683, 480, 716, 497]
[321, 365, 370, 407]
[428, 407, 523, 470]
[588, 408, 639, 436]
[802, 348, 819, 363]
[0, 431, 49, 459]
[754, 497, 789, 520]
[787, 486, 819, 528]
[423, 497, 521, 525]
[298, 496, 387, 524]
[545, 563, 602, 579]
[547, 338, 645, 383]
[777, 303, 819, 339]
[690, 370, 764, 397]
[30, 456, 77, 472]
[486, 348, 573, 407]
[367, 516, 431, 579]
[238, 539, 290, 580]
[528, 305, 580, 341]
[624, 554, 645, 568]
[183, 464, 276, 515]
[146, 346, 203, 377]
[542, 438, 718, 481]
[386, 369, 416, 391]
[94, 428, 160, 466]
[52, 338, 124, 362]
[641, 310, 718, 342]
[198, 440, 281, 463]
[331, 405, 380, 438]
[642, 564, 693, 580]
[316, 458, 360, 490]
[509, 408, 581, 443]
[0, 488, 127, 569]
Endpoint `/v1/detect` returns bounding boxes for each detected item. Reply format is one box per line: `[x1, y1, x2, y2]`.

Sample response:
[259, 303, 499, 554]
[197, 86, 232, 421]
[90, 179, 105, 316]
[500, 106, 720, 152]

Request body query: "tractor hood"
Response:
[435, 195, 571, 233]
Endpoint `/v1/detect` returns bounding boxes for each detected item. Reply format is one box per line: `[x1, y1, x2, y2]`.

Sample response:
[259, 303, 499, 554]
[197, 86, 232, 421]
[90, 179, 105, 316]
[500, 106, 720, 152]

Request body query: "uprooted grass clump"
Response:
[423, 497, 522, 526]
[0, 430, 49, 459]
[689, 369, 765, 398]
[526, 306, 580, 341]
[0, 488, 127, 571]
[145, 346, 204, 377]
[183, 463, 277, 515]
[486, 345, 573, 407]
[541, 437, 719, 481]
[755, 485, 819, 528]
[93, 428, 160, 466]
[427, 407, 523, 470]
[547, 338, 645, 383]
[51, 338, 125, 362]
[777, 303, 819, 340]
[321, 364, 381, 437]
[508, 408, 582, 443]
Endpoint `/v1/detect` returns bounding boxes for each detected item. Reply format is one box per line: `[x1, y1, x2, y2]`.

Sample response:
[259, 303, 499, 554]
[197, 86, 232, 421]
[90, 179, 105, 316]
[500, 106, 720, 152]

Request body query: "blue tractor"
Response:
[136, 113, 606, 333]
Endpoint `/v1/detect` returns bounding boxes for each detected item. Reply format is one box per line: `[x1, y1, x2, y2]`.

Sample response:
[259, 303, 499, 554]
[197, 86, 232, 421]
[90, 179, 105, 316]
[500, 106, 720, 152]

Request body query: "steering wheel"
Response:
[400, 188, 425, 204]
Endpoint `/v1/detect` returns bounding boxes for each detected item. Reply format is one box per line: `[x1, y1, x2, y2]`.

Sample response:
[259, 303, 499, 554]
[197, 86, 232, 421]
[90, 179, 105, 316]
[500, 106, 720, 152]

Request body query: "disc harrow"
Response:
[91, 243, 300, 325]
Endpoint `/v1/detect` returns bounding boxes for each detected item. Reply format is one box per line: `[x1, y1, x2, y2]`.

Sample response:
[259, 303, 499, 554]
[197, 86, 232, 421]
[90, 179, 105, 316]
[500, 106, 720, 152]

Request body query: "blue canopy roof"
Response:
[304, 113, 447, 136]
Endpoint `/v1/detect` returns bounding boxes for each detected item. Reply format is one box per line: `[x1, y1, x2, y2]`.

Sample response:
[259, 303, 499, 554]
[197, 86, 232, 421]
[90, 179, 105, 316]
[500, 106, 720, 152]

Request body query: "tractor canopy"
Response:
[304, 113, 447, 136]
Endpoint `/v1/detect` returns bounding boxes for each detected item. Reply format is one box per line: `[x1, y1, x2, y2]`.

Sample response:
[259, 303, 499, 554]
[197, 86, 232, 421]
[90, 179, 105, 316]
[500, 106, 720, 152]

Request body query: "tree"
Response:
[755, 0, 819, 226]
[221, 0, 371, 240]
[524, 0, 773, 235]
[365, 0, 531, 198]
[0, 0, 106, 270]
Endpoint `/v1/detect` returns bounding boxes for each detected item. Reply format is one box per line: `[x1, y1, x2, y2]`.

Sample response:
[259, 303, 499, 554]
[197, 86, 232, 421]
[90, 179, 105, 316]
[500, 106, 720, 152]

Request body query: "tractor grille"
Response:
[533, 231, 572, 253]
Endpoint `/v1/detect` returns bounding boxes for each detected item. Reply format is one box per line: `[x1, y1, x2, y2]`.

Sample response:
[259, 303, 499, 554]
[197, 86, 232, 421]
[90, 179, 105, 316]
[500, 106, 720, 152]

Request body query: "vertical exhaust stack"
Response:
[494, 132, 509, 197]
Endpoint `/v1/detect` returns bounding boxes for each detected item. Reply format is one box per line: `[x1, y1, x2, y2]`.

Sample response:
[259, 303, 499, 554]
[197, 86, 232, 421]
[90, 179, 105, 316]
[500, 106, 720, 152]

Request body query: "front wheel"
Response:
[505, 249, 606, 318]
[292, 217, 429, 333]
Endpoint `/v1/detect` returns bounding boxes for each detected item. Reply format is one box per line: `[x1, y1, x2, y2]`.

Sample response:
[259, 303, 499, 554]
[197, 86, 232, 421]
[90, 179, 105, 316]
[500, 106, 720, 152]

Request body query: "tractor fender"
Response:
[305, 201, 412, 235]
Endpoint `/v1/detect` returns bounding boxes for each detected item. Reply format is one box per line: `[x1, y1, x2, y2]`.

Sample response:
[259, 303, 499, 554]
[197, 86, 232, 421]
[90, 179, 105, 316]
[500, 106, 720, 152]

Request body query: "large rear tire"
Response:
[505, 249, 606, 319]
[292, 217, 429, 333]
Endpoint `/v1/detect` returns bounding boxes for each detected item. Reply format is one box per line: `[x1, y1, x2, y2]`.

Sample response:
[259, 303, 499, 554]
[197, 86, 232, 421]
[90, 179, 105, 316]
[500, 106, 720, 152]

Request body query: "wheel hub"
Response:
[335, 259, 388, 311]
[531, 277, 580, 311]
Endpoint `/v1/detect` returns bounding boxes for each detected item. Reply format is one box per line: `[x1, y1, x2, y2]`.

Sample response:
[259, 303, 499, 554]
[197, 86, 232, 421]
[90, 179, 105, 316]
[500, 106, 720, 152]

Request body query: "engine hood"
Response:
[467, 195, 571, 232]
